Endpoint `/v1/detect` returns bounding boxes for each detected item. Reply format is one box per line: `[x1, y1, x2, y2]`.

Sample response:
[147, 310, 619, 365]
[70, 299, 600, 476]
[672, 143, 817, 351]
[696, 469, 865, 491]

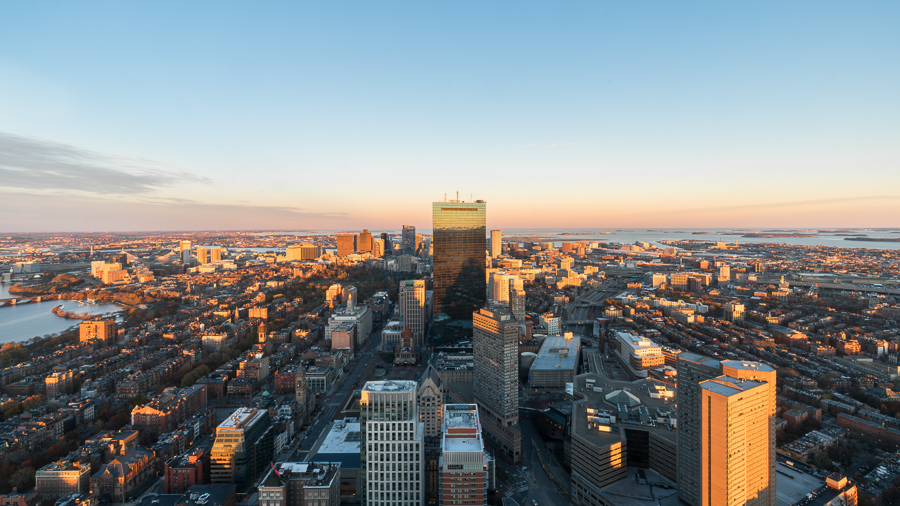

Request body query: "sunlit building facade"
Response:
[472, 307, 521, 463]
[211, 407, 273, 490]
[360, 381, 424, 506]
[432, 200, 486, 321]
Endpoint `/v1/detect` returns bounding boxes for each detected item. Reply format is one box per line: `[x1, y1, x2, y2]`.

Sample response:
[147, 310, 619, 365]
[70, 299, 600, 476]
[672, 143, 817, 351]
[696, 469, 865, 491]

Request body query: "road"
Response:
[505, 418, 570, 506]
[288, 324, 383, 461]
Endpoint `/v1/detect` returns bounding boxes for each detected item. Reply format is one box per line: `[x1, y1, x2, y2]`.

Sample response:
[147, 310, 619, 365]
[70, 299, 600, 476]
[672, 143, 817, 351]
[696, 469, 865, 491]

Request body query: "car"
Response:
[533, 501, 538, 505]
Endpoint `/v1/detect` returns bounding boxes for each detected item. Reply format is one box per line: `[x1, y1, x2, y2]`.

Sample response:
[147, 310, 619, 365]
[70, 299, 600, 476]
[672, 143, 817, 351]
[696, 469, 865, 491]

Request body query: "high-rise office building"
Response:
[210, 246, 225, 262]
[677, 354, 776, 506]
[337, 234, 356, 257]
[509, 278, 525, 322]
[372, 238, 384, 257]
[432, 200, 486, 320]
[360, 381, 424, 506]
[399, 280, 427, 348]
[196, 246, 208, 264]
[489, 272, 514, 304]
[490, 229, 501, 258]
[401, 225, 416, 255]
[381, 232, 393, 256]
[210, 407, 273, 489]
[440, 404, 491, 506]
[472, 307, 521, 463]
[358, 229, 374, 254]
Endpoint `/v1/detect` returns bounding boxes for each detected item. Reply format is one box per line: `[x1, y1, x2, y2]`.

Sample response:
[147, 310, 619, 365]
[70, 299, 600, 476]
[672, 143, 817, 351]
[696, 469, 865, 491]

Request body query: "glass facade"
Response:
[401, 225, 416, 256]
[432, 201, 486, 321]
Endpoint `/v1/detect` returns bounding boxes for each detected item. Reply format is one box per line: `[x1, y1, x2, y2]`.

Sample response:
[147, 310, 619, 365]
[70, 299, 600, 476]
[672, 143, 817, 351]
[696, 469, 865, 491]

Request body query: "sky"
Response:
[1, 1, 898, 232]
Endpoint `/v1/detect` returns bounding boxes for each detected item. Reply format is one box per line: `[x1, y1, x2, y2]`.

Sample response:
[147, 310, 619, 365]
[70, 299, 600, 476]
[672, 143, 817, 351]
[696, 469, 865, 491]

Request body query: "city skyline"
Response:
[2, 2, 899, 232]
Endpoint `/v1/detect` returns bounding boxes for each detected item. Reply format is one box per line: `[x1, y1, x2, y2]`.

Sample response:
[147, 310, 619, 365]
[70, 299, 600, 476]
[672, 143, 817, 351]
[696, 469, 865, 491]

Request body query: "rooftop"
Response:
[616, 332, 662, 352]
[316, 419, 361, 455]
[217, 407, 263, 431]
[571, 373, 677, 447]
[700, 376, 767, 397]
[720, 359, 776, 373]
[531, 333, 581, 372]
[363, 380, 416, 392]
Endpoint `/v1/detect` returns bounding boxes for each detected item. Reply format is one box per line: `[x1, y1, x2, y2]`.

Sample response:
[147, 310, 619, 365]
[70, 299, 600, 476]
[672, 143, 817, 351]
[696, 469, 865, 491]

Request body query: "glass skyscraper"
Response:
[401, 225, 416, 256]
[432, 200, 486, 321]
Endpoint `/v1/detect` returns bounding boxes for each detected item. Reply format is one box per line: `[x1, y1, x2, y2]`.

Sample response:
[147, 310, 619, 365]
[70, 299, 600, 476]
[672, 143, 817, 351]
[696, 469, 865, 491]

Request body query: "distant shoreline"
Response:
[844, 237, 900, 243]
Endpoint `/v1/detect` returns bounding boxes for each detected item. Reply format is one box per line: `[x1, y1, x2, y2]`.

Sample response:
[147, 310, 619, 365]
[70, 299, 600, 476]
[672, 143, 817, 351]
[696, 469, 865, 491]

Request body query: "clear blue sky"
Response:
[1, 1, 898, 231]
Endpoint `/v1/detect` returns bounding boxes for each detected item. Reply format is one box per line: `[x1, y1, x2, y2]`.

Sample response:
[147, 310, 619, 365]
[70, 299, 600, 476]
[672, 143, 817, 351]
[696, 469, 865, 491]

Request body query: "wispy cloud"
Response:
[0, 132, 208, 194]
[0, 191, 350, 232]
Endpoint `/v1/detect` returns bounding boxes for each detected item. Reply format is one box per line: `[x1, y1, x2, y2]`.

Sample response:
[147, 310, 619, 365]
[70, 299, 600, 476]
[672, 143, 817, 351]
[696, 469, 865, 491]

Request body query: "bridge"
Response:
[0, 294, 61, 307]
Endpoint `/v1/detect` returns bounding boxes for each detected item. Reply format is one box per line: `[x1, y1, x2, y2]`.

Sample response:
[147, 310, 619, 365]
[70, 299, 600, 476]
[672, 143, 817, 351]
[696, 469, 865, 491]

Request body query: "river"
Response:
[0, 285, 122, 345]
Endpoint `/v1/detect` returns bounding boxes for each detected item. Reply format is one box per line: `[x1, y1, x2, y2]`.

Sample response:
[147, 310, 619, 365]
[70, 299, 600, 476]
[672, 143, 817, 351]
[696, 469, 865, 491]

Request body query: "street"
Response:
[288, 324, 383, 461]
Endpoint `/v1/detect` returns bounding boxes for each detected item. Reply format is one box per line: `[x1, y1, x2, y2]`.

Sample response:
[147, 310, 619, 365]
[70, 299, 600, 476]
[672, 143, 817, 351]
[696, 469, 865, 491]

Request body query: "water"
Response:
[253, 228, 900, 250]
[0, 292, 122, 345]
[502, 228, 900, 251]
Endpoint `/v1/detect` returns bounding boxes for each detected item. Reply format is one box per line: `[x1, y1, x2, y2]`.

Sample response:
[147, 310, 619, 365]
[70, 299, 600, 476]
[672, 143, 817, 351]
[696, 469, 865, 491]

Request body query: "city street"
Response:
[500, 418, 569, 506]
[290, 324, 383, 461]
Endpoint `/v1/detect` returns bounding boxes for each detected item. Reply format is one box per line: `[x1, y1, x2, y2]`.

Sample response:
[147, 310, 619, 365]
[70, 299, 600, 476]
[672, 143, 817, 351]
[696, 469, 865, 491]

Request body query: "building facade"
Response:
[210, 408, 273, 490]
[676, 354, 776, 506]
[440, 404, 491, 506]
[401, 225, 416, 256]
[360, 381, 424, 506]
[489, 230, 501, 259]
[79, 319, 116, 344]
[399, 280, 427, 348]
[472, 307, 521, 463]
[432, 200, 486, 321]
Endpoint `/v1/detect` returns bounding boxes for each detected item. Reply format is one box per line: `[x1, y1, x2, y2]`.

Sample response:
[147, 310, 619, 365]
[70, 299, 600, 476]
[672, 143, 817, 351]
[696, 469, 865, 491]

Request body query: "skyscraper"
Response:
[337, 234, 356, 257]
[360, 380, 424, 506]
[677, 354, 776, 506]
[381, 232, 394, 255]
[676, 353, 722, 506]
[402, 225, 416, 255]
[399, 280, 427, 348]
[357, 229, 374, 254]
[490, 229, 501, 258]
[432, 199, 486, 320]
[472, 306, 521, 463]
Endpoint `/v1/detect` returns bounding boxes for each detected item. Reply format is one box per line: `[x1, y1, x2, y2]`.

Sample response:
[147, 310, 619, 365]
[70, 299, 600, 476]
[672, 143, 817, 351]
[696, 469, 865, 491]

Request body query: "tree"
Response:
[21, 395, 45, 412]
[9, 467, 35, 493]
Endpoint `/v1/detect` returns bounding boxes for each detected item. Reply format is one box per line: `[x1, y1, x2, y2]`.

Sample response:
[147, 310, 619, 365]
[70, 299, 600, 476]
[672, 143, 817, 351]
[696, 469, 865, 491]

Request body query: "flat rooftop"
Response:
[218, 407, 263, 430]
[316, 419, 361, 455]
[616, 332, 662, 352]
[677, 352, 721, 370]
[701, 376, 766, 397]
[592, 467, 678, 506]
[721, 359, 776, 373]
[571, 373, 677, 447]
[775, 462, 823, 506]
[443, 437, 483, 454]
[531, 334, 580, 372]
[363, 380, 417, 392]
